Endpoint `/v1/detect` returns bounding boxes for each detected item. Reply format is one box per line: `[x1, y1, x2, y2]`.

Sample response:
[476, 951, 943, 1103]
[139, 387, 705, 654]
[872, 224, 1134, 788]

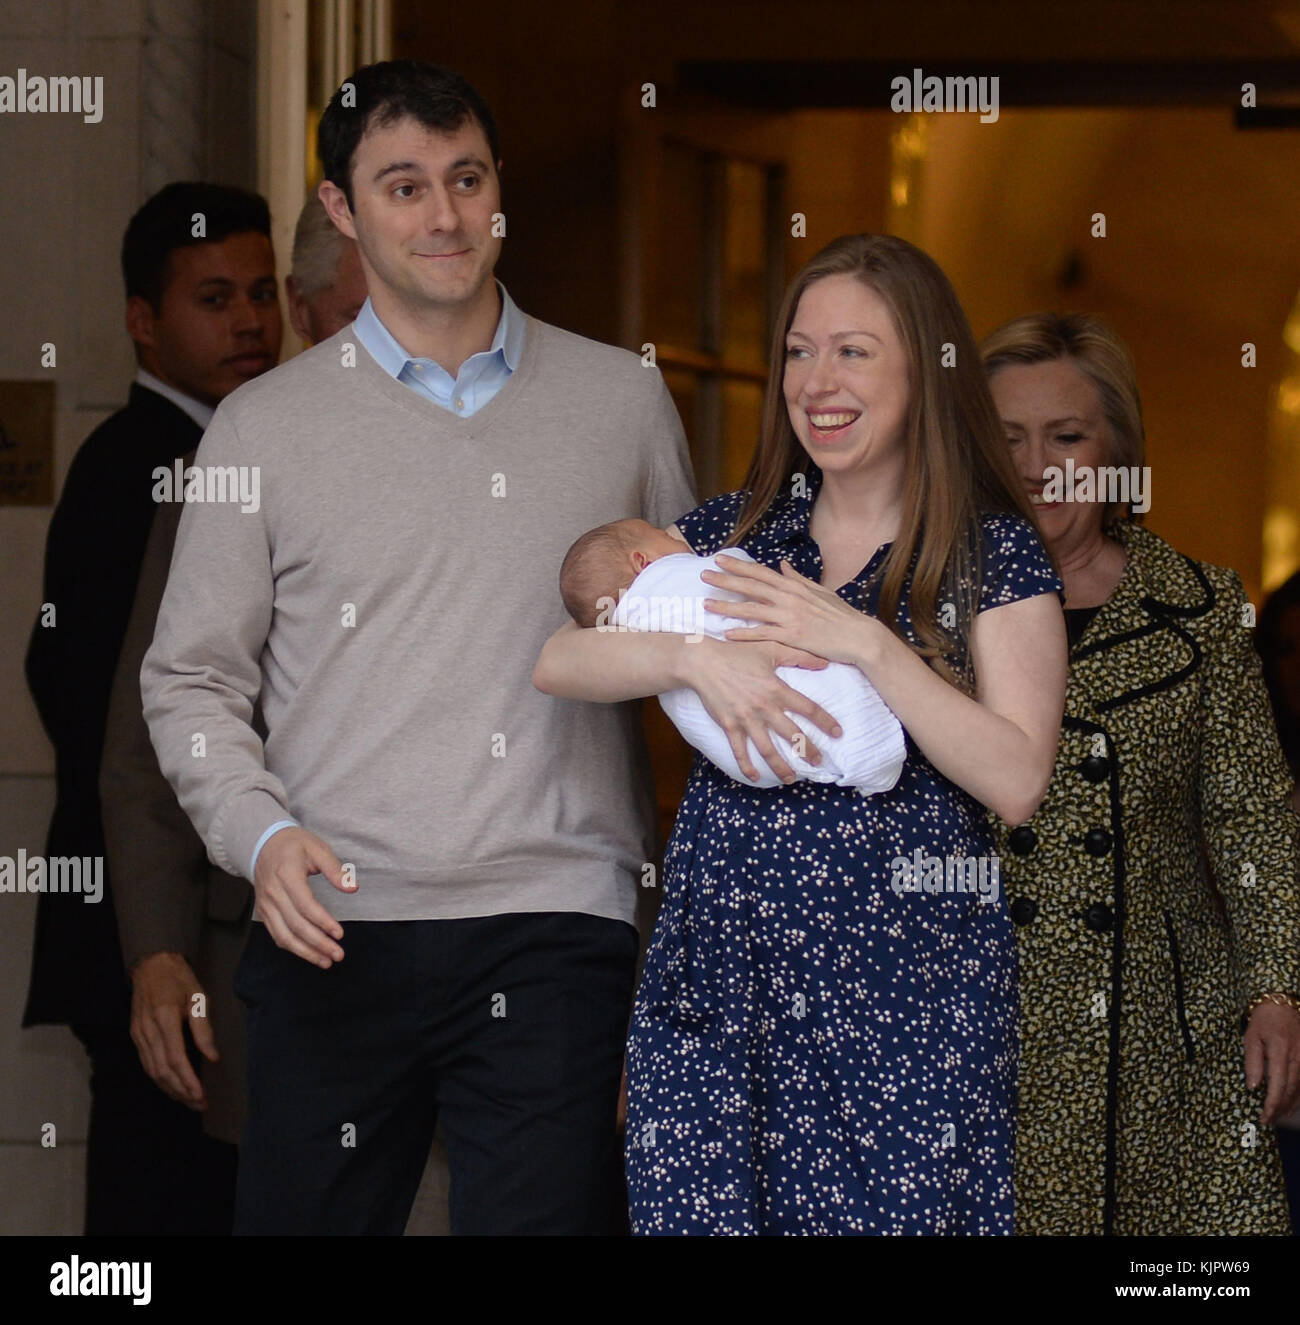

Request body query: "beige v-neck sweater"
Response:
[141, 315, 696, 924]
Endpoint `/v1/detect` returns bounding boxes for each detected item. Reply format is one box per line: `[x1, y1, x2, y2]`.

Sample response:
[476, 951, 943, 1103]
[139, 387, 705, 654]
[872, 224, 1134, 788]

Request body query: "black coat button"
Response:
[1008, 826, 1037, 856]
[1010, 897, 1038, 926]
[1084, 903, 1114, 932]
[1084, 828, 1112, 856]
[1079, 754, 1109, 782]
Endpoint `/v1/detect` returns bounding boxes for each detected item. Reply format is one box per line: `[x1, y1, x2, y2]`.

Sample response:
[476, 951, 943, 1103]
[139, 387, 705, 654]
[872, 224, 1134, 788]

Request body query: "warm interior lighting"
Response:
[887, 113, 927, 235]
[1263, 505, 1299, 594]
[1266, 290, 1300, 593]
[1284, 307, 1300, 357]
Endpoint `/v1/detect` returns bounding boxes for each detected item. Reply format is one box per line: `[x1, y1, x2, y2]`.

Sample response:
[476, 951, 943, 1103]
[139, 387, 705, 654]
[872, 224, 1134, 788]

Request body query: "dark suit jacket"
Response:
[24, 384, 203, 1027]
[100, 465, 255, 1143]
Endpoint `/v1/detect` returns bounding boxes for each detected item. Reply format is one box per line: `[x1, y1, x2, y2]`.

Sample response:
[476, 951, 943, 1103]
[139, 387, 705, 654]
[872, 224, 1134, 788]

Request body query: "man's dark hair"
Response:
[317, 60, 500, 210]
[121, 181, 272, 310]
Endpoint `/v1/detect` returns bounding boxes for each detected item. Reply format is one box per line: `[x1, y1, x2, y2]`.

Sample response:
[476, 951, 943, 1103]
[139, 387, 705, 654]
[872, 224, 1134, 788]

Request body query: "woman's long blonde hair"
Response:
[731, 233, 1041, 692]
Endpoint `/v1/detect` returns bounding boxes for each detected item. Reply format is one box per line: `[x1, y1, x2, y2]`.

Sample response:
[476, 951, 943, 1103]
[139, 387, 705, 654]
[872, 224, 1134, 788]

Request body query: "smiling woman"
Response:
[534, 232, 1069, 1234]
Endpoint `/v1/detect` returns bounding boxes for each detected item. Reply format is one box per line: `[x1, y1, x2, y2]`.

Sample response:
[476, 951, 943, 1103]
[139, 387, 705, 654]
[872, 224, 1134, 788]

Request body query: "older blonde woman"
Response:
[982, 312, 1300, 1234]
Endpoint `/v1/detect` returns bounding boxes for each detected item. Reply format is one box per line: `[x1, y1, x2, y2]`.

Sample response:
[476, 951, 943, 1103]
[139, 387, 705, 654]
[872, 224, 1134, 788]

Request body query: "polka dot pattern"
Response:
[625, 470, 1063, 1234]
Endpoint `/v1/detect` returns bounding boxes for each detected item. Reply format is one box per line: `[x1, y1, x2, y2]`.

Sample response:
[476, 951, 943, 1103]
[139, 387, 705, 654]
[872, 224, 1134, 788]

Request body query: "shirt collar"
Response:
[353, 279, 523, 378]
[133, 368, 215, 431]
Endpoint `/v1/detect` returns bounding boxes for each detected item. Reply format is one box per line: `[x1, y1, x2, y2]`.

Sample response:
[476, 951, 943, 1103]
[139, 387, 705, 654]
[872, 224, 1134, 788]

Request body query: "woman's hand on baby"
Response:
[682, 635, 842, 784]
[751, 638, 831, 675]
[702, 555, 881, 667]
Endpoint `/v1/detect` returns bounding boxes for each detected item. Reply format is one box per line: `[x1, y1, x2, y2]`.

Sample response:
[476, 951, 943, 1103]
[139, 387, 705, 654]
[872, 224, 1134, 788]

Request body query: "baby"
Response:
[559, 518, 906, 795]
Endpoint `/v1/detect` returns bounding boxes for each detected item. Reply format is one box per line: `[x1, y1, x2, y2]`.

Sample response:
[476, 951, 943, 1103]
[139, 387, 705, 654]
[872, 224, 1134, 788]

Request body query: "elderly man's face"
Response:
[288, 241, 367, 346]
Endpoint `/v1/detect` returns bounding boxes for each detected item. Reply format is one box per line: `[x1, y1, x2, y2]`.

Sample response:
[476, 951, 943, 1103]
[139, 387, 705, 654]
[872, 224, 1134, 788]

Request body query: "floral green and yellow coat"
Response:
[993, 519, 1300, 1235]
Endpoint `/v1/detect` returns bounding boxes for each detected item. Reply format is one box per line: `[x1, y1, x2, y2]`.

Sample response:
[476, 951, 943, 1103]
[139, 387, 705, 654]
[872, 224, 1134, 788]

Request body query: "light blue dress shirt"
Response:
[247, 281, 525, 878]
[350, 279, 525, 415]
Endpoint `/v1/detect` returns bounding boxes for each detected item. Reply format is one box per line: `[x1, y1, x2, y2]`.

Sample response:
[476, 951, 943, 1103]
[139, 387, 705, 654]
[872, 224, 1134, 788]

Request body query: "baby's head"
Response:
[560, 517, 687, 628]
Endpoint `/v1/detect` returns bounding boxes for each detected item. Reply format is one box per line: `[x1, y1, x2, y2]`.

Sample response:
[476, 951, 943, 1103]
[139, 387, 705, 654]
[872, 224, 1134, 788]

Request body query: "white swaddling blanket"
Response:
[609, 547, 906, 794]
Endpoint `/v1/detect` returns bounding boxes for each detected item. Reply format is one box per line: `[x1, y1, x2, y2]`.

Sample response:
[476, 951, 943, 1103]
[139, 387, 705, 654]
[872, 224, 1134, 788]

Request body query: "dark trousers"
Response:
[70, 1022, 238, 1235]
[233, 911, 637, 1235]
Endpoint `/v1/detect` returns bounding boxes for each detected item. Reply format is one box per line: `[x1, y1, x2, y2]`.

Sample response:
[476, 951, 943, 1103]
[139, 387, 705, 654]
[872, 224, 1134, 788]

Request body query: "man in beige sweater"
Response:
[142, 60, 695, 1235]
[101, 195, 481, 1235]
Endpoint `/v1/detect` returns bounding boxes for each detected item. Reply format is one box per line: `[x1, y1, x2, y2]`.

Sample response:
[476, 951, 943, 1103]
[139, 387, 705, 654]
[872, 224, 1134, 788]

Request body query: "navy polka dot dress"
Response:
[625, 467, 1063, 1235]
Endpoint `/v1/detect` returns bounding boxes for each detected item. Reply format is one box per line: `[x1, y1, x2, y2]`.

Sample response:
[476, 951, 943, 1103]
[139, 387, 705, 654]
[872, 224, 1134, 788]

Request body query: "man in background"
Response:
[104, 196, 365, 1154]
[24, 181, 281, 1234]
[284, 194, 366, 345]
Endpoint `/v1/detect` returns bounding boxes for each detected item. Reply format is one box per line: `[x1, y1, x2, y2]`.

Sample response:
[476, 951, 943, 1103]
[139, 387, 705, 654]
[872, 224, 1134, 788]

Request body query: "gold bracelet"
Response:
[1246, 992, 1300, 1018]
